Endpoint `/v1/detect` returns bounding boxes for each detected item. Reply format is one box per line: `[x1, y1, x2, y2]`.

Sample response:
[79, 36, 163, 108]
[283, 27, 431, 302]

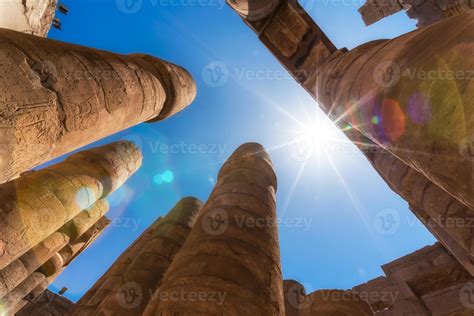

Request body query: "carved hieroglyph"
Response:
[0, 28, 196, 184]
[143, 143, 284, 315]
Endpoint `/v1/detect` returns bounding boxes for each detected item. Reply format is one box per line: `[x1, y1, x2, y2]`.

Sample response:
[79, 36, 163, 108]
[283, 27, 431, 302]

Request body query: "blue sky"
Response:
[46, 0, 435, 302]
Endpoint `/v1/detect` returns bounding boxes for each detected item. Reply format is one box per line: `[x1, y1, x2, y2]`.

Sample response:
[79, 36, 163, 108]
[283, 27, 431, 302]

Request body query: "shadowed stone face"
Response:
[0, 28, 196, 184]
[0, 141, 141, 270]
[75, 197, 203, 316]
[143, 142, 284, 316]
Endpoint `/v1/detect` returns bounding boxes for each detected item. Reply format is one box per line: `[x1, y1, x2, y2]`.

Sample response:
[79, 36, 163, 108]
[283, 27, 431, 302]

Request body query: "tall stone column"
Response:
[0, 141, 141, 270]
[0, 28, 196, 184]
[225, 0, 474, 210]
[347, 129, 474, 275]
[0, 231, 69, 299]
[70, 217, 165, 315]
[88, 197, 203, 315]
[143, 143, 284, 315]
[0, 0, 57, 37]
[58, 216, 111, 268]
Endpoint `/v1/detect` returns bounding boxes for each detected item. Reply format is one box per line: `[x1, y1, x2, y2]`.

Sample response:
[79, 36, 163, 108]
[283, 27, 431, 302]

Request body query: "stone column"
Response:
[0, 231, 69, 299]
[89, 197, 202, 315]
[70, 217, 164, 315]
[0, 28, 196, 184]
[348, 129, 474, 275]
[143, 143, 284, 315]
[225, 0, 474, 210]
[0, 271, 46, 314]
[0, 141, 141, 270]
[0, 0, 57, 37]
[58, 216, 111, 268]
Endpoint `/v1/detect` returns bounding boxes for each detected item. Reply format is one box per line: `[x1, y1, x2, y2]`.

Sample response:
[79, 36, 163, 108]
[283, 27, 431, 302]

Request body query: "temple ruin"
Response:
[0, 0, 472, 315]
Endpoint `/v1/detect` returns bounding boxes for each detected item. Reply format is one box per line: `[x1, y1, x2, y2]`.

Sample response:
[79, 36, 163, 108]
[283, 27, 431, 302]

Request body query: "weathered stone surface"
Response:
[0, 141, 140, 270]
[16, 289, 74, 316]
[0, 271, 45, 313]
[283, 280, 306, 316]
[58, 199, 109, 241]
[87, 197, 203, 316]
[353, 243, 474, 315]
[301, 290, 374, 316]
[359, 0, 473, 27]
[0, 231, 69, 299]
[143, 143, 284, 316]
[0, 28, 196, 184]
[0, 0, 57, 37]
[315, 13, 474, 210]
[70, 217, 164, 315]
[226, 0, 279, 21]
[59, 216, 111, 267]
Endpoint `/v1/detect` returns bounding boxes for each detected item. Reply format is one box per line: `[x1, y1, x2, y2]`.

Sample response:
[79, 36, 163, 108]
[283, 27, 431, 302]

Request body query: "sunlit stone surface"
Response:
[0, 141, 140, 270]
[0, 28, 196, 184]
[143, 143, 284, 315]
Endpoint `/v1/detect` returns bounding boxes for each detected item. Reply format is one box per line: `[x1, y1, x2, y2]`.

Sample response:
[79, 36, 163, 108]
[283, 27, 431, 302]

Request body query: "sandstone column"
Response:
[0, 141, 141, 270]
[347, 129, 474, 275]
[283, 280, 307, 316]
[70, 217, 165, 315]
[143, 143, 284, 315]
[0, 28, 196, 184]
[0, 231, 69, 299]
[225, 0, 474, 210]
[88, 197, 203, 315]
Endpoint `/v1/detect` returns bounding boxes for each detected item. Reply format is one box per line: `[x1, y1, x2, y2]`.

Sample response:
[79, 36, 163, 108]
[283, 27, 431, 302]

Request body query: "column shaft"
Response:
[0, 28, 195, 183]
[225, 0, 474, 209]
[0, 141, 140, 270]
[70, 217, 164, 315]
[94, 197, 203, 315]
[143, 143, 284, 315]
